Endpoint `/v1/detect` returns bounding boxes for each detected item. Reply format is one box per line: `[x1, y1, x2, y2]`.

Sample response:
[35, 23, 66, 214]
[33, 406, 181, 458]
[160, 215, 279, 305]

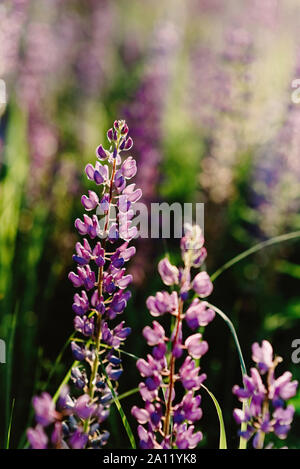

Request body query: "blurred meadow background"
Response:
[1, 0, 300, 449]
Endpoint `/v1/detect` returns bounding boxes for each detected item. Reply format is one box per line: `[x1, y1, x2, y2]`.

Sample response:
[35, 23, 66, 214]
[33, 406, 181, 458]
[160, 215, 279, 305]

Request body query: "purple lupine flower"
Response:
[132, 224, 214, 449]
[69, 430, 89, 450]
[233, 340, 298, 448]
[146, 291, 178, 317]
[185, 299, 215, 330]
[28, 121, 140, 449]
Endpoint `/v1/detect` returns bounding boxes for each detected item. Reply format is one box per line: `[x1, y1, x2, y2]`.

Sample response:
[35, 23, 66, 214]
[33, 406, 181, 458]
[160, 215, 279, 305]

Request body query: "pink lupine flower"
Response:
[192, 271, 213, 297]
[158, 258, 179, 286]
[132, 224, 214, 449]
[121, 156, 137, 179]
[252, 340, 274, 373]
[146, 291, 178, 317]
[143, 321, 166, 346]
[185, 334, 209, 359]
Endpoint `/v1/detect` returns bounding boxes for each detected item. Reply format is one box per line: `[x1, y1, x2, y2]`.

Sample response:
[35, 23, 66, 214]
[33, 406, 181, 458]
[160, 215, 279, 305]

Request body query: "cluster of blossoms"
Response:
[131, 225, 215, 449]
[233, 340, 298, 449]
[27, 120, 141, 448]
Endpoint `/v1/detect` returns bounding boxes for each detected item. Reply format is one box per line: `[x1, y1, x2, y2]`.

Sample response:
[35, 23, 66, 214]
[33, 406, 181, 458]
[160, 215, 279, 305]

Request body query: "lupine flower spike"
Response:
[233, 340, 298, 449]
[27, 120, 141, 449]
[132, 224, 215, 449]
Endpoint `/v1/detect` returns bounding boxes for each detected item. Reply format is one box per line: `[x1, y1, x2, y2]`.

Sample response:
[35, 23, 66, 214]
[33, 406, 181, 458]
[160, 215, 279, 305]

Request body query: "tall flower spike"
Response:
[132, 224, 215, 449]
[28, 120, 140, 449]
[233, 340, 298, 449]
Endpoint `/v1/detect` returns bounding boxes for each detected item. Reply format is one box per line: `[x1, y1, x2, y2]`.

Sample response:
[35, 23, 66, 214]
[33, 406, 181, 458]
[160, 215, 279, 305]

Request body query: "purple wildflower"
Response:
[28, 120, 140, 449]
[132, 224, 215, 449]
[233, 340, 298, 448]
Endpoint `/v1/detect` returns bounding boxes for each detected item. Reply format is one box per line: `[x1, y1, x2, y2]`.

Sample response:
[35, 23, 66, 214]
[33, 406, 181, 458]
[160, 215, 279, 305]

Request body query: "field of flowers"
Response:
[0, 0, 300, 451]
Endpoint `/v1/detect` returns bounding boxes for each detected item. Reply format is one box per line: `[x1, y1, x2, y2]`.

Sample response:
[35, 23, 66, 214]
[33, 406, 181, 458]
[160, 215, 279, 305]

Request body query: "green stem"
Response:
[84, 148, 118, 435]
[239, 401, 248, 449]
[118, 387, 139, 401]
[163, 299, 183, 438]
[210, 231, 300, 282]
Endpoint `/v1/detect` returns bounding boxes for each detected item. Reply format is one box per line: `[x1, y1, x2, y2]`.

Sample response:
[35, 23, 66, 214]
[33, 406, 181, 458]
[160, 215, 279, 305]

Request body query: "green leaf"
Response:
[201, 384, 227, 449]
[276, 260, 300, 279]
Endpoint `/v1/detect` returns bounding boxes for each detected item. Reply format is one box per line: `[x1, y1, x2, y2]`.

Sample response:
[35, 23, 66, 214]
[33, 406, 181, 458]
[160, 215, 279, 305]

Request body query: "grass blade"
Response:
[201, 384, 227, 449]
[206, 304, 249, 449]
[6, 398, 15, 449]
[3, 309, 18, 447]
[210, 231, 300, 282]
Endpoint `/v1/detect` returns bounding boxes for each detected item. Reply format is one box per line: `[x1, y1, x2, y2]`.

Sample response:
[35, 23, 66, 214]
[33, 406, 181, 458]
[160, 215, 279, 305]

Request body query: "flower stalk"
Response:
[132, 224, 215, 449]
[27, 120, 141, 449]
